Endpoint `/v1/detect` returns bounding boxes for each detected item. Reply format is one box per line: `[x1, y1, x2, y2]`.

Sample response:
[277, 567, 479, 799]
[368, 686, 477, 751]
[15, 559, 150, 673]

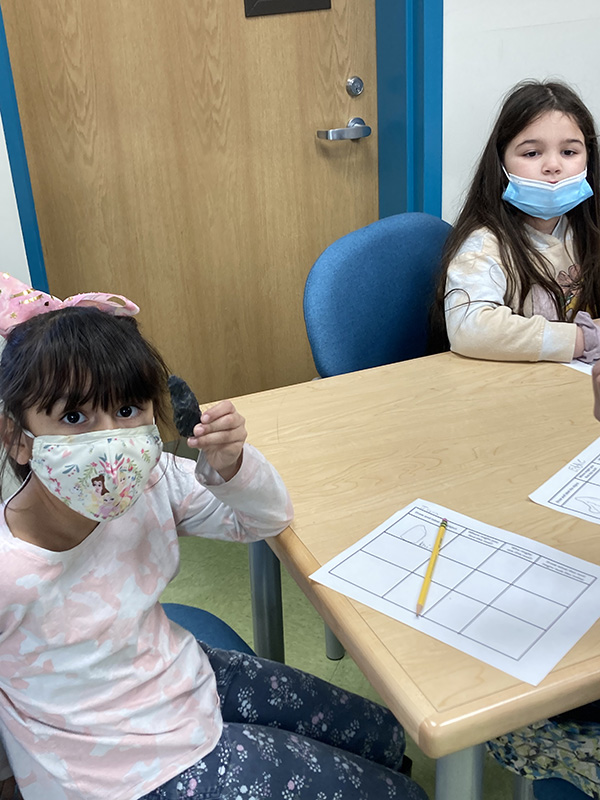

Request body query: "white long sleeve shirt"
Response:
[445, 217, 579, 362]
[0, 446, 293, 800]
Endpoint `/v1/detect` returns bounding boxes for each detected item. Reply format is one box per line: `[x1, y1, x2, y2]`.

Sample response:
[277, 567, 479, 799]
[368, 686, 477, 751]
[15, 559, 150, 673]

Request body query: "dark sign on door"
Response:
[245, 0, 331, 17]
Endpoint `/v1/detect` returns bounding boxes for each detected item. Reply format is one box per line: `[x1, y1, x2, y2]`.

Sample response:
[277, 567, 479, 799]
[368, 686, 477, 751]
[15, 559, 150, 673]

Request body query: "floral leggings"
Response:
[141, 644, 428, 800]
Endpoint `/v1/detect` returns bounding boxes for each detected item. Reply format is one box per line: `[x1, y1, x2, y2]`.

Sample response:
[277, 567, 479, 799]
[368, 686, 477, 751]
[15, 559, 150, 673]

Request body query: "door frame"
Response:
[376, 0, 444, 219]
[0, 4, 47, 290]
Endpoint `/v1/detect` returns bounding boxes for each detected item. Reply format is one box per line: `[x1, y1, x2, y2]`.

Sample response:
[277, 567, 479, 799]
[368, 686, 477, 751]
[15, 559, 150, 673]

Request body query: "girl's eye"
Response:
[523, 150, 538, 158]
[563, 149, 577, 156]
[61, 411, 86, 425]
[117, 405, 139, 419]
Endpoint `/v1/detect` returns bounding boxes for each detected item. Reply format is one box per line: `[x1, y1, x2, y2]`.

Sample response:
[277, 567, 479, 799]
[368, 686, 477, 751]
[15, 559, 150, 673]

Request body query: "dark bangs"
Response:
[0, 307, 170, 425]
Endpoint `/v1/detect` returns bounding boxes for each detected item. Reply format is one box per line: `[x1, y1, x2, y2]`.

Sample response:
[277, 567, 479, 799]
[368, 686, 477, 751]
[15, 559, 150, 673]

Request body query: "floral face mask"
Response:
[25, 424, 163, 521]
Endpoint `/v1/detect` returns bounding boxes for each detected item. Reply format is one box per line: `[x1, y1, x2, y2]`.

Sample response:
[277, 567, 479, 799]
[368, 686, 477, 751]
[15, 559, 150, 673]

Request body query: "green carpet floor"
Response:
[160, 535, 518, 799]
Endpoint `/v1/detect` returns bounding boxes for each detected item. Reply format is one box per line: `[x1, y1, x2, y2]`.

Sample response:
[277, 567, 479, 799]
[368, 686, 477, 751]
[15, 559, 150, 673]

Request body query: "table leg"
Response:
[435, 744, 484, 800]
[248, 540, 285, 662]
[324, 623, 345, 660]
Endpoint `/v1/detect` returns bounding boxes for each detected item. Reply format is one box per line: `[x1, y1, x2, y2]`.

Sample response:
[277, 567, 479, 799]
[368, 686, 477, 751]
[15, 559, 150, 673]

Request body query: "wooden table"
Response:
[235, 353, 600, 799]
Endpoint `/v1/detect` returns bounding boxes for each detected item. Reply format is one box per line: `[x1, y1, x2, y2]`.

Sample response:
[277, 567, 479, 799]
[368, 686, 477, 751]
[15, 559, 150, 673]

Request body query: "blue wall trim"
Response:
[376, 0, 443, 219]
[0, 5, 48, 291]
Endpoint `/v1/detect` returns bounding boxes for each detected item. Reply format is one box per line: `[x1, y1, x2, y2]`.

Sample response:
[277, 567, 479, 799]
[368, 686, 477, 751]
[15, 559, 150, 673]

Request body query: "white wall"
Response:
[0, 111, 31, 284]
[442, 0, 600, 223]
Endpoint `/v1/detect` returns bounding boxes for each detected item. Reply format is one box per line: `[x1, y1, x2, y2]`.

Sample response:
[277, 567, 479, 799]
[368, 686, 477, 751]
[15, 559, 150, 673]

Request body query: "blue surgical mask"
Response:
[502, 168, 593, 220]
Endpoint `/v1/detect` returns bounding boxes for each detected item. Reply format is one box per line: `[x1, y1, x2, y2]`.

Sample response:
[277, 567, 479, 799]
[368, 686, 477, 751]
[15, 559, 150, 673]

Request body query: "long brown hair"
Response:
[433, 80, 600, 341]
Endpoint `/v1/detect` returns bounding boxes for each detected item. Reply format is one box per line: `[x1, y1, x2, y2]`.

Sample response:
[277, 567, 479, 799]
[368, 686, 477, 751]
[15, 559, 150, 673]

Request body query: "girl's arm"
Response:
[168, 444, 293, 543]
[180, 399, 293, 541]
[445, 250, 578, 362]
[162, 398, 293, 542]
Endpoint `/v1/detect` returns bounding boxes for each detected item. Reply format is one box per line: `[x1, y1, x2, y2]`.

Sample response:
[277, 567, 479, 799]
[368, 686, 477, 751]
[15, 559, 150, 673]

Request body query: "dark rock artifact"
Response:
[168, 374, 202, 437]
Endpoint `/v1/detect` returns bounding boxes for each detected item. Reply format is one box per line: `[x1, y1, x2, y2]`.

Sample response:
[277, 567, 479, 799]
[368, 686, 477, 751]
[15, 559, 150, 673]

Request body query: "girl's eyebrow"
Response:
[52, 397, 91, 413]
[515, 137, 584, 148]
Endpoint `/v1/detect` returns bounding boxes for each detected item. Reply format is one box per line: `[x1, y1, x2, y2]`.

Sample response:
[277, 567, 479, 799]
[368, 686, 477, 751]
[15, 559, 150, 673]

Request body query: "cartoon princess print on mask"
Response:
[28, 427, 163, 522]
[92, 475, 109, 496]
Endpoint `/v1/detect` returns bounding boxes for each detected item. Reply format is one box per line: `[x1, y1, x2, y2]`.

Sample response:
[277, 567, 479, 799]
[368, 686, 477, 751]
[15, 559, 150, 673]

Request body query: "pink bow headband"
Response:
[0, 273, 139, 338]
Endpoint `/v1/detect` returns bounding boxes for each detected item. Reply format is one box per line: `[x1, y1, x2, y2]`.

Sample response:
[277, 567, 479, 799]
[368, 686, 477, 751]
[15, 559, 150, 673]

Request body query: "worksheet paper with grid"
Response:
[530, 436, 600, 525]
[564, 360, 593, 375]
[310, 499, 600, 684]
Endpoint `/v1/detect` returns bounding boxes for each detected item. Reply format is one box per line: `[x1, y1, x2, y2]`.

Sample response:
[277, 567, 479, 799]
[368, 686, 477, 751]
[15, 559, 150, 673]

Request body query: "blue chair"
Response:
[303, 212, 451, 660]
[303, 212, 452, 378]
[162, 602, 255, 655]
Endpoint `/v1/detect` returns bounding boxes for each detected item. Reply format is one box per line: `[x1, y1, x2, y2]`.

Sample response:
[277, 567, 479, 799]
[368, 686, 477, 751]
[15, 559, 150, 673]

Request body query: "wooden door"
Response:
[1, 1, 378, 401]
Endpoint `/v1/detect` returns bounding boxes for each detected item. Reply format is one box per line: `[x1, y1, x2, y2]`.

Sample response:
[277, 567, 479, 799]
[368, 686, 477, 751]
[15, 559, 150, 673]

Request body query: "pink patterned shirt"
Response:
[0, 446, 293, 800]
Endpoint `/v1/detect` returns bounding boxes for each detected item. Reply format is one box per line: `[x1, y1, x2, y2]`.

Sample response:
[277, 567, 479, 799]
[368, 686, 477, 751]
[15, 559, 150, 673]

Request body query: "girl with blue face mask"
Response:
[434, 80, 600, 364]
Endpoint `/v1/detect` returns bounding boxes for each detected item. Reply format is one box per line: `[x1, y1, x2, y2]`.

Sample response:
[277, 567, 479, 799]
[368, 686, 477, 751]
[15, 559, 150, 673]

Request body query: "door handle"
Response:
[316, 117, 372, 141]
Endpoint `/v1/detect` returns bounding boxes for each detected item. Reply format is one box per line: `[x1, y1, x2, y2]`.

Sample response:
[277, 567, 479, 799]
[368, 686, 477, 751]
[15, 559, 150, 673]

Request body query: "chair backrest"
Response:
[303, 212, 452, 377]
[162, 603, 255, 654]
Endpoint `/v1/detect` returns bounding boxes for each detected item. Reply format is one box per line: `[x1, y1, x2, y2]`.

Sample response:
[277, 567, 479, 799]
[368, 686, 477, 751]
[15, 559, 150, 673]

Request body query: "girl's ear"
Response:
[0, 414, 32, 465]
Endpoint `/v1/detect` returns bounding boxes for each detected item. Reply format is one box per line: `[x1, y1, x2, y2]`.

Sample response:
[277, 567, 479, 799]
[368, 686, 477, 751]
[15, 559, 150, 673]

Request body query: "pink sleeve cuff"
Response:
[575, 311, 600, 363]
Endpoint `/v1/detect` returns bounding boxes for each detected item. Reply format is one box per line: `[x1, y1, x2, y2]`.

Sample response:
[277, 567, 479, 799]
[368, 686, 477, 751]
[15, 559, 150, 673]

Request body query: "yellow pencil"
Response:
[416, 518, 448, 616]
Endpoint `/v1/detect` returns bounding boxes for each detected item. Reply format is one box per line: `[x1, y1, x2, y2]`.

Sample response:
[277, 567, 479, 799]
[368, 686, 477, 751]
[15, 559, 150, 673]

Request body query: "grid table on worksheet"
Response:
[312, 501, 600, 684]
[544, 451, 600, 521]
